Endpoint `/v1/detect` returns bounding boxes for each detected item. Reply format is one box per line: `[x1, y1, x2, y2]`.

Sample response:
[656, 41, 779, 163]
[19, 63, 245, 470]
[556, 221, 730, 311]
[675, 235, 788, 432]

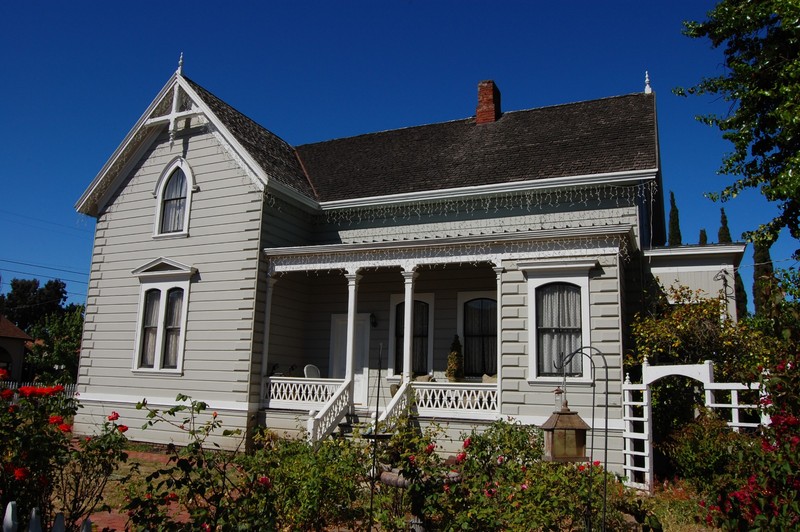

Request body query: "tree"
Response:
[26, 305, 84, 383]
[718, 207, 748, 317]
[668, 191, 682, 246]
[699, 229, 708, 245]
[718, 208, 732, 243]
[753, 239, 776, 316]
[0, 279, 67, 332]
[679, 1, 800, 254]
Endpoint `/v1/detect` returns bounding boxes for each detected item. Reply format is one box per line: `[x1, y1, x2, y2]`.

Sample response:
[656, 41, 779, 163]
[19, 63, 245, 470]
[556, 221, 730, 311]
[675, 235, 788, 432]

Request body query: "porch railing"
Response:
[266, 376, 344, 411]
[413, 382, 499, 420]
[375, 380, 412, 433]
[307, 379, 352, 443]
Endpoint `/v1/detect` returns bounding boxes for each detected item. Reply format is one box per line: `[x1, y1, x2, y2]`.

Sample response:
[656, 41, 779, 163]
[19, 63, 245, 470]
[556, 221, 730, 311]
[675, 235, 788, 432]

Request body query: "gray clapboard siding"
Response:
[77, 128, 265, 447]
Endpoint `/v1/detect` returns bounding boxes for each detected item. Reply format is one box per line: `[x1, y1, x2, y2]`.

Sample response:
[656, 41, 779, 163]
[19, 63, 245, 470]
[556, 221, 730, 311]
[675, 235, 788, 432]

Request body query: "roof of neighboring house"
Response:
[0, 316, 32, 341]
[295, 93, 658, 203]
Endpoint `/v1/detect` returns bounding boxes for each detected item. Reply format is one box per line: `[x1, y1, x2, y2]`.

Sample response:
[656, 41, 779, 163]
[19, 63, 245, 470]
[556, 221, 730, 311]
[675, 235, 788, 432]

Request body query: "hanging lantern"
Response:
[541, 400, 590, 463]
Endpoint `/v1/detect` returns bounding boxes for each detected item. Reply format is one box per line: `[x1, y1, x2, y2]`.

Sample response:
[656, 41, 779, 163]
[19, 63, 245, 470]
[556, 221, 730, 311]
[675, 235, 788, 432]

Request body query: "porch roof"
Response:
[264, 225, 636, 272]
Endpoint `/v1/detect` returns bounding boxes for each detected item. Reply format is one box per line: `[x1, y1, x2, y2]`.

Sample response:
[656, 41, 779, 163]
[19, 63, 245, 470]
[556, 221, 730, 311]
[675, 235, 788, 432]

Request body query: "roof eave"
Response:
[318, 168, 659, 211]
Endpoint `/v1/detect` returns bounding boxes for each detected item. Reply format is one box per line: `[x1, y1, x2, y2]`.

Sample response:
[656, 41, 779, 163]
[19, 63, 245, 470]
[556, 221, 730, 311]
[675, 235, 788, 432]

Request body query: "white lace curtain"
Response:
[536, 283, 582, 376]
[162, 288, 183, 369]
[140, 289, 160, 368]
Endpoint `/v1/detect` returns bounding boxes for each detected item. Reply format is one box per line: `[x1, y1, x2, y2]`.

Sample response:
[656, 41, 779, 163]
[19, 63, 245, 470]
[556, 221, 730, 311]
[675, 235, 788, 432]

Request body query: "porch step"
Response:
[336, 409, 375, 438]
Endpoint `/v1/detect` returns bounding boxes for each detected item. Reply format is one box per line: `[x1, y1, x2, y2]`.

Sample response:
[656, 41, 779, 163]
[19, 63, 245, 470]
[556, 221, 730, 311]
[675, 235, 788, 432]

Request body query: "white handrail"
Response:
[307, 379, 352, 443]
[375, 380, 412, 433]
[413, 382, 498, 420]
[266, 376, 344, 410]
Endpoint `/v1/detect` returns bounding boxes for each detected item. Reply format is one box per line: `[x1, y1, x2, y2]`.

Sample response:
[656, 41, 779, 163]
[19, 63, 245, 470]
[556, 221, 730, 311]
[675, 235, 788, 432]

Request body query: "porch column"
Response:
[493, 265, 504, 402]
[344, 271, 362, 383]
[259, 274, 278, 402]
[401, 268, 418, 381]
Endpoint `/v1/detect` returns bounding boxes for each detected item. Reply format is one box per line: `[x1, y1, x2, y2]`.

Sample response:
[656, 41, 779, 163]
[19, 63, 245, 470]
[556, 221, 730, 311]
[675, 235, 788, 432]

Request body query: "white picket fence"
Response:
[2, 501, 91, 532]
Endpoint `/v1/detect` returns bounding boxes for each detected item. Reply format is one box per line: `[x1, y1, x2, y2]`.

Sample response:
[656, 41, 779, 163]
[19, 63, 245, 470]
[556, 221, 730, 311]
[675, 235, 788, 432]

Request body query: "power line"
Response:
[0, 259, 88, 276]
[0, 209, 93, 234]
[0, 268, 88, 285]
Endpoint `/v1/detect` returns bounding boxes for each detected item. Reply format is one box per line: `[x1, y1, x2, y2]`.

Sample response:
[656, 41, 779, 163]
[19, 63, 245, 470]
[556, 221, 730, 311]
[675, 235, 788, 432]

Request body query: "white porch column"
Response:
[259, 274, 277, 403]
[344, 271, 362, 382]
[493, 264, 504, 407]
[401, 268, 418, 381]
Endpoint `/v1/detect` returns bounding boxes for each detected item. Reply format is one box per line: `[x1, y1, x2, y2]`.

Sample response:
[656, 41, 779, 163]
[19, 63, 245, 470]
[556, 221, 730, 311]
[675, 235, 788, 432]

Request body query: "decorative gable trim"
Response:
[132, 257, 197, 282]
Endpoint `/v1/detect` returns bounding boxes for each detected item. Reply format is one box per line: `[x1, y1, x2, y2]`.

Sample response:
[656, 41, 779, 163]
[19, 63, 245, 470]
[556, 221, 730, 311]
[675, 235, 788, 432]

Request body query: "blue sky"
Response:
[0, 1, 796, 309]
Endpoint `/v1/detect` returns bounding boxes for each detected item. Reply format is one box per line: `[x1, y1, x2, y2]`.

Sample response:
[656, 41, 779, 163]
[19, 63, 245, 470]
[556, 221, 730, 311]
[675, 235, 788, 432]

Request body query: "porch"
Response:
[258, 259, 504, 442]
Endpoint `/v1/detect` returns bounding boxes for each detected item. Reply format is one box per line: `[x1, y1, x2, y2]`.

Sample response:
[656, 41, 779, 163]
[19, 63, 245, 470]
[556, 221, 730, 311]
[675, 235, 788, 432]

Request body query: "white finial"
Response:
[644, 71, 652, 94]
[177, 53, 184, 76]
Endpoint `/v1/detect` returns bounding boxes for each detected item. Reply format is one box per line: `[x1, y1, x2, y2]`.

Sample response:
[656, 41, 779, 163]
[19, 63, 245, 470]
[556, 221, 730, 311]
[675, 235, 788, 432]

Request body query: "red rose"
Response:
[593, 460, 601, 467]
[14, 467, 29, 481]
[578, 464, 586, 472]
[108, 411, 120, 421]
[484, 488, 496, 498]
[455, 451, 467, 464]
[425, 443, 435, 454]
[258, 476, 271, 488]
[1, 389, 14, 400]
[58, 423, 72, 433]
[408, 455, 416, 465]
[117, 425, 129, 433]
[463, 437, 471, 449]
[0, 368, 9, 379]
[49, 415, 64, 425]
[18, 386, 36, 398]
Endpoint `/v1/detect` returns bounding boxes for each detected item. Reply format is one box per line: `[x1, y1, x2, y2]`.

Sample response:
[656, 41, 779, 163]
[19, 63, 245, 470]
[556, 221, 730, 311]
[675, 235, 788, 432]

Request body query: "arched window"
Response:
[159, 169, 187, 234]
[154, 159, 195, 237]
[536, 282, 582, 376]
[463, 297, 497, 377]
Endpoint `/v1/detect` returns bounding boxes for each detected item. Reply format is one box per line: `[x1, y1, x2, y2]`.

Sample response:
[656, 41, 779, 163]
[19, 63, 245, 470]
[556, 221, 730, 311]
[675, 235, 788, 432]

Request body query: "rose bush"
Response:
[0, 371, 128, 530]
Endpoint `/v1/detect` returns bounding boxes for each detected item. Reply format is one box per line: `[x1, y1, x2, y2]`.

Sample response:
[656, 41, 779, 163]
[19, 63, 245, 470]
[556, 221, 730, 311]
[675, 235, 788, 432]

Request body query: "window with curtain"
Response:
[394, 300, 429, 375]
[536, 282, 582, 376]
[159, 168, 187, 234]
[463, 298, 497, 377]
[161, 288, 184, 369]
[139, 289, 161, 368]
[136, 286, 186, 371]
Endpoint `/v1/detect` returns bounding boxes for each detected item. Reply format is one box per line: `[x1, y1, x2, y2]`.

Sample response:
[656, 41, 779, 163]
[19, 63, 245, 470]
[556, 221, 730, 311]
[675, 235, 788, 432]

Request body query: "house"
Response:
[73, 63, 744, 473]
[0, 315, 32, 382]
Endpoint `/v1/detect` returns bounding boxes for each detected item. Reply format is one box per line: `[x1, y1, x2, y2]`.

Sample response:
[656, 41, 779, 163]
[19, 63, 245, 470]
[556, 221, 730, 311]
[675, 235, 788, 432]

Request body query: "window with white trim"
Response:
[519, 259, 595, 381]
[388, 293, 434, 378]
[457, 291, 497, 377]
[154, 158, 195, 238]
[132, 258, 195, 373]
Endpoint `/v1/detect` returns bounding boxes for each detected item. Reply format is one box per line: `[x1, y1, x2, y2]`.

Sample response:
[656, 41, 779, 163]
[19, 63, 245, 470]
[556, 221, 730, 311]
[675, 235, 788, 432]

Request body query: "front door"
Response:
[329, 314, 370, 405]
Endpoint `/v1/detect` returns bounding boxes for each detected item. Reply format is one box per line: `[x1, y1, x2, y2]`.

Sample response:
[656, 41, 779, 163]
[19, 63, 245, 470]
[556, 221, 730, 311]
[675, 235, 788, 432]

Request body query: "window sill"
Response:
[152, 232, 189, 240]
[132, 368, 184, 376]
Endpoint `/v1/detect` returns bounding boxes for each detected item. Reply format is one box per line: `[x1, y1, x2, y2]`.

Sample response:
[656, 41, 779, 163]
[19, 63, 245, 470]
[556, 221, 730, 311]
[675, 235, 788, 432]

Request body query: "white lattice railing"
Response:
[307, 380, 352, 443]
[374, 380, 412, 433]
[266, 377, 344, 411]
[413, 382, 499, 420]
[705, 382, 765, 431]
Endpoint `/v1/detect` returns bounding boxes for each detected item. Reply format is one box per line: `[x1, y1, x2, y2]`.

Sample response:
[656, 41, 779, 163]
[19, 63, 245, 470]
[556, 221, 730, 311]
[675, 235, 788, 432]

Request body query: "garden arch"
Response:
[621, 359, 764, 491]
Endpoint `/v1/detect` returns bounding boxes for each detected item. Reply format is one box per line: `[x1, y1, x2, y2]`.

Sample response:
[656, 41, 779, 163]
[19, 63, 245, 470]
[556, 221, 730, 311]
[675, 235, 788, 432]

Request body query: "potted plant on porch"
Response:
[445, 335, 464, 382]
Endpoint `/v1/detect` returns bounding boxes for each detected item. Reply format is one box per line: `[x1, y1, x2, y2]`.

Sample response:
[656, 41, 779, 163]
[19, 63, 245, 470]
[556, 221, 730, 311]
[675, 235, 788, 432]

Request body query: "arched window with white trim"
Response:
[154, 159, 195, 238]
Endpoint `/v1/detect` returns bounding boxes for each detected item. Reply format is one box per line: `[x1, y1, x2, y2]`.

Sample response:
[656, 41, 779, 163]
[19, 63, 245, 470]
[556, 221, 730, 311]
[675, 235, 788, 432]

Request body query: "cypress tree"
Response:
[753, 240, 775, 317]
[668, 191, 682, 246]
[718, 208, 732, 243]
[699, 229, 708, 245]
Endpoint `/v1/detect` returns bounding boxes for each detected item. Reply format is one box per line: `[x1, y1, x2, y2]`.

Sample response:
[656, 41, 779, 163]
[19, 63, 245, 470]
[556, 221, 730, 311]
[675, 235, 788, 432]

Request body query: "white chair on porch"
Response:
[304, 364, 321, 379]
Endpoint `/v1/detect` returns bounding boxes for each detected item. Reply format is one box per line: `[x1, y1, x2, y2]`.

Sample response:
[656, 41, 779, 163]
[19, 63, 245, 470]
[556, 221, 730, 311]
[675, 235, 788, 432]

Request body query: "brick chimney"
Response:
[476, 80, 501, 124]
